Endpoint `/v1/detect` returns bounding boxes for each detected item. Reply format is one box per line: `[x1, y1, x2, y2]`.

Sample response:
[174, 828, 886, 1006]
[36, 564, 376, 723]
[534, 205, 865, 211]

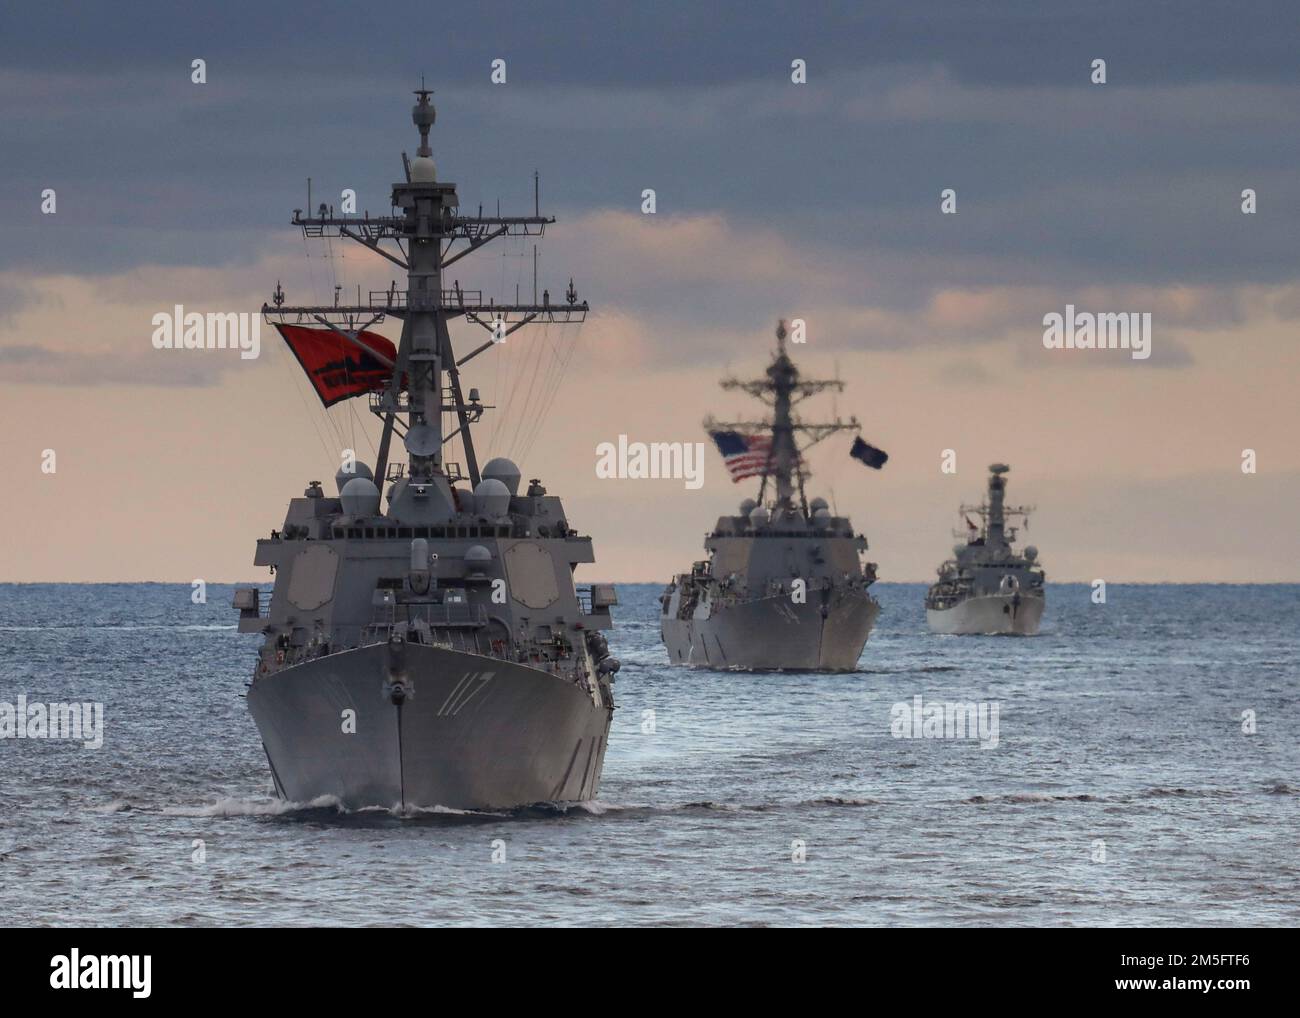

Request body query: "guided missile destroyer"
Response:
[233, 91, 619, 811]
[926, 464, 1045, 635]
[659, 322, 886, 671]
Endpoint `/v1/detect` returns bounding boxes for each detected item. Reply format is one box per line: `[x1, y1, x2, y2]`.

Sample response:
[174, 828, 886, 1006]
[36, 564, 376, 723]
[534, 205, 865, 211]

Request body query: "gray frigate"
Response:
[233, 90, 619, 811]
[659, 322, 886, 671]
[925, 464, 1045, 635]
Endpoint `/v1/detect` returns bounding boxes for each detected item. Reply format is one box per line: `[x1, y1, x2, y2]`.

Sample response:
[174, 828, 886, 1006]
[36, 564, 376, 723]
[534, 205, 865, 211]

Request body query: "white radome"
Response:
[409, 155, 437, 182]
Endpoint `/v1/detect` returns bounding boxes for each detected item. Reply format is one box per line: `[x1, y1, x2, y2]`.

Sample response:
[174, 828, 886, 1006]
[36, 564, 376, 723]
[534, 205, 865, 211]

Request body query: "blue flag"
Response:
[850, 436, 888, 469]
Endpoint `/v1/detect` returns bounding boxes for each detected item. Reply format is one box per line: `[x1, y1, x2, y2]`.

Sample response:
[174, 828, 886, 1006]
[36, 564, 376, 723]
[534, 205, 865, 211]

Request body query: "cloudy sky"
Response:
[3, 1, 1298, 582]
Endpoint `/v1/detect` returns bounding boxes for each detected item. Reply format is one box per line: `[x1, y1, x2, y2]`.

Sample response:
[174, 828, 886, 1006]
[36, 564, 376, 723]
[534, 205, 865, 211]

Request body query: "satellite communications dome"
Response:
[739, 498, 757, 516]
[809, 497, 829, 513]
[409, 156, 437, 182]
[473, 478, 511, 518]
[482, 457, 522, 496]
[1024, 545, 1038, 561]
[465, 545, 492, 575]
[748, 506, 771, 527]
[335, 462, 374, 495]
[340, 477, 381, 517]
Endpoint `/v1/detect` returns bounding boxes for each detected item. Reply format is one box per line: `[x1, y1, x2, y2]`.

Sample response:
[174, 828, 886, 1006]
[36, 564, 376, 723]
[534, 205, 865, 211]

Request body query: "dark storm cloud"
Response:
[6, 1, 1300, 86]
[2, 2, 1299, 304]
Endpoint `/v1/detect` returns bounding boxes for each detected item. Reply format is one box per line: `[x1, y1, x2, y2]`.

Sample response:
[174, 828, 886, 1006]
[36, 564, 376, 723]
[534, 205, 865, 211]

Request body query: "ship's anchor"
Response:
[384, 634, 412, 705]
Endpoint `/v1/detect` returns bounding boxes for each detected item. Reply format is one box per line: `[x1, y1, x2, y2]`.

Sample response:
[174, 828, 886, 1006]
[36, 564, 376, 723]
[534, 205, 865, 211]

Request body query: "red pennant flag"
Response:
[274, 323, 397, 407]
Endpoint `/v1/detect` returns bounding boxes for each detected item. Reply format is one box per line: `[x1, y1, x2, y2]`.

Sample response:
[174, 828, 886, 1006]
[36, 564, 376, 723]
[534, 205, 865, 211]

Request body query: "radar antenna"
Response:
[262, 87, 589, 490]
[705, 319, 862, 515]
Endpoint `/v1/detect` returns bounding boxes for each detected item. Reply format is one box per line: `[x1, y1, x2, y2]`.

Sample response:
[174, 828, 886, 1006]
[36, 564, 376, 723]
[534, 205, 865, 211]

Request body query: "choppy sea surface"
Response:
[1, 582, 1296, 927]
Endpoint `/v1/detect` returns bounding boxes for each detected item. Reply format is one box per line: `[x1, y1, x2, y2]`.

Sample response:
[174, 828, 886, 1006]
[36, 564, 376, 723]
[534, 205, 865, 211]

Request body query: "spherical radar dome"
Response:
[409, 155, 437, 182]
[335, 462, 374, 495]
[473, 478, 511, 518]
[340, 476, 381, 516]
[482, 457, 522, 496]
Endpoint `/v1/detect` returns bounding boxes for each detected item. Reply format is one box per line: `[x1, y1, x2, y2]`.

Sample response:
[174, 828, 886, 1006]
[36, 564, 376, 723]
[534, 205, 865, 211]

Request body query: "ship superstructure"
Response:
[233, 91, 619, 811]
[659, 322, 884, 670]
[925, 464, 1045, 635]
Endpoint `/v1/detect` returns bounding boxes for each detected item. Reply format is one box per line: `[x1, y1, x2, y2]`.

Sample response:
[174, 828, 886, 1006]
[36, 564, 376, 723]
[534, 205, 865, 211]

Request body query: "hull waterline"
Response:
[926, 593, 1044, 635]
[662, 591, 879, 671]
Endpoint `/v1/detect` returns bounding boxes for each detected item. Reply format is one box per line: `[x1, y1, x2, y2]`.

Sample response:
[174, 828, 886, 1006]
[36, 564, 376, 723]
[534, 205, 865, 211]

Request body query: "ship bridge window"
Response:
[364, 528, 375, 539]
[398, 527, 412, 539]
[347, 528, 362, 539]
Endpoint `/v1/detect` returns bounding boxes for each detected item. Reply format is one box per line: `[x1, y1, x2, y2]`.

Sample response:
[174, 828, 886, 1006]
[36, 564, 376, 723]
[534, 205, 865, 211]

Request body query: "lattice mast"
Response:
[264, 88, 588, 489]
[956, 464, 1035, 545]
[706, 320, 860, 514]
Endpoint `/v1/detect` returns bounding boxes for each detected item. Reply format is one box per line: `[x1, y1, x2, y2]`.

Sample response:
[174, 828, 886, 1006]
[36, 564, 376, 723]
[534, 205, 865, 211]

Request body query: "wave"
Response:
[90, 799, 134, 813]
[161, 795, 344, 817]
[111, 783, 1277, 825]
[966, 792, 1098, 804]
[1140, 787, 1236, 799]
[140, 793, 888, 823]
[525, 796, 882, 817]
[963, 786, 1257, 805]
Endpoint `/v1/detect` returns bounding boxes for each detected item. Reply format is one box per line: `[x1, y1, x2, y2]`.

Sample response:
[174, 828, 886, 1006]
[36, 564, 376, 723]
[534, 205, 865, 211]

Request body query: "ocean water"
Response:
[1, 581, 1296, 927]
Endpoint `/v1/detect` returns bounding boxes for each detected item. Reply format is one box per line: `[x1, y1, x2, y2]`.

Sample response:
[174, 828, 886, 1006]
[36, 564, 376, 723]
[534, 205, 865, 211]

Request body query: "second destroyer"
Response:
[659, 322, 887, 671]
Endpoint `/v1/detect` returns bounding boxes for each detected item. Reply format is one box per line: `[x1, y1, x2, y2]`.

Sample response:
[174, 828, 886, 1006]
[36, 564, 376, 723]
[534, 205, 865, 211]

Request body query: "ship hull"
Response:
[926, 593, 1044, 635]
[661, 590, 879, 671]
[248, 643, 611, 811]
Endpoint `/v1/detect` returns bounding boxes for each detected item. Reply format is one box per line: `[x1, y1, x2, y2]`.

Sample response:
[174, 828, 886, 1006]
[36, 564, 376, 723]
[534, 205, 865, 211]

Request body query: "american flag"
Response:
[709, 430, 773, 482]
